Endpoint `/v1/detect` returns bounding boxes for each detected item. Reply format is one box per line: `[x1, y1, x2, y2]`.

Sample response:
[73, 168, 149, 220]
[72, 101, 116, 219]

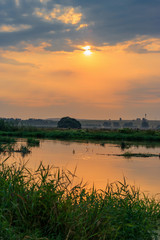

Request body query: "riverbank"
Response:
[1, 128, 160, 142]
[0, 160, 160, 240]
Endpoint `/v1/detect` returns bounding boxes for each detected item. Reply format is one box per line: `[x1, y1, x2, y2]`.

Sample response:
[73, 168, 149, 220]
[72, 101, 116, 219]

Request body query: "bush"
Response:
[57, 117, 81, 129]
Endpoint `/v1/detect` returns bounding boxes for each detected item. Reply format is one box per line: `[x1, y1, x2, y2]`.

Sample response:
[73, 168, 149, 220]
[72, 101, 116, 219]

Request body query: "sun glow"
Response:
[83, 45, 92, 56]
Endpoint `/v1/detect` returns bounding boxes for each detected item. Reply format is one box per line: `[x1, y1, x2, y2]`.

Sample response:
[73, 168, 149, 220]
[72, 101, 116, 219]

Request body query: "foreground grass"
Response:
[1, 128, 160, 143]
[0, 160, 160, 240]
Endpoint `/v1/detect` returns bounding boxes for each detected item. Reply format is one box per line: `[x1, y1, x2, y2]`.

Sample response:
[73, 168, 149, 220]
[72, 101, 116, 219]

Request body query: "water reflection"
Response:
[1, 139, 160, 196]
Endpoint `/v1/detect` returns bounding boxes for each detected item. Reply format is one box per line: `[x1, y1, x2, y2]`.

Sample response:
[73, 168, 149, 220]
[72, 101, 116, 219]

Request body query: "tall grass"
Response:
[1, 128, 160, 142]
[0, 159, 160, 239]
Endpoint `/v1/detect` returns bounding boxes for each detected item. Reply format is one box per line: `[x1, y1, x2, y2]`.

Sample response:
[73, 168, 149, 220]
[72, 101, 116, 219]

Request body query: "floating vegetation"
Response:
[120, 151, 160, 158]
[27, 137, 40, 147]
[97, 151, 160, 158]
[0, 143, 15, 154]
[14, 145, 31, 156]
[0, 143, 31, 157]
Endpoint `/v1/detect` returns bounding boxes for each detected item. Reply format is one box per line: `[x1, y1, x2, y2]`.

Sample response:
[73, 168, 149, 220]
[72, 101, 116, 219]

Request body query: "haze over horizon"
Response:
[1, 0, 160, 120]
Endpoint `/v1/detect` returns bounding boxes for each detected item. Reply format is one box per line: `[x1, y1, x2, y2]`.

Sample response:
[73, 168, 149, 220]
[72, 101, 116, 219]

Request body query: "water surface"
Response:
[3, 139, 160, 196]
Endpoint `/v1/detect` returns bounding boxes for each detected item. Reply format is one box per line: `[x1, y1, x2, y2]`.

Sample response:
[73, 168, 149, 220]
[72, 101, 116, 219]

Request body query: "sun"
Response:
[83, 45, 92, 56]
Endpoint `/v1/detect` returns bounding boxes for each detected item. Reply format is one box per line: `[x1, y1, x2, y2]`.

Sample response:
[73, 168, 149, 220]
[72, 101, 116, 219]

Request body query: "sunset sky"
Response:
[1, 0, 160, 120]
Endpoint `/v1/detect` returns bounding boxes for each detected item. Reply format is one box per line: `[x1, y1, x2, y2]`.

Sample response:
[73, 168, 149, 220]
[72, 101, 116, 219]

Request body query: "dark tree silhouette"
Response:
[57, 117, 81, 129]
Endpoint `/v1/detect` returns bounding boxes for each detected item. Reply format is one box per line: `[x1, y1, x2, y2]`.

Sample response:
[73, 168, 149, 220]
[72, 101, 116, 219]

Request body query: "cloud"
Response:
[0, 55, 36, 67]
[34, 5, 82, 25]
[15, 0, 20, 7]
[0, 0, 160, 52]
[120, 78, 160, 104]
[76, 23, 88, 31]
[94, 36, 160, 54]
[39, 0, 50, 4]
[124, 37, 160, 54]
[0, 24, 32, 33]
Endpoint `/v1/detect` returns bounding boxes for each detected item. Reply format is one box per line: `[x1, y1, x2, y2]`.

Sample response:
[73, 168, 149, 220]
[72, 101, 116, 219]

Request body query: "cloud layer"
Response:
[0, 0, 160, 51]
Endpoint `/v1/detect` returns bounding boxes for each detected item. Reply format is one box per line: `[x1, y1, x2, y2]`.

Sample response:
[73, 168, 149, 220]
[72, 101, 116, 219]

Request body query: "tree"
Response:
[57, 117, 81, 129]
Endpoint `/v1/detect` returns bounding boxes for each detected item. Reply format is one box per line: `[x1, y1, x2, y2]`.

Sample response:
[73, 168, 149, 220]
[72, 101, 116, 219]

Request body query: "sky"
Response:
[1, 0, 160, 120]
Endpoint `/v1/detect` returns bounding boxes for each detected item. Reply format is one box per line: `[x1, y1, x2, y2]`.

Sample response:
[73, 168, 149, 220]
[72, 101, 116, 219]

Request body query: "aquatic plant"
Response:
[121, 151, 159, 158]
[27, 138, 40, 147]
[0, 160, 159, 239]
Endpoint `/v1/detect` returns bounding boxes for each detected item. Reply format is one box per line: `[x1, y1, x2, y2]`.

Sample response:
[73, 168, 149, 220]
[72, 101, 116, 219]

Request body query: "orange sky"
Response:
[1, 38, 160, 119]
[1, 1, 160, 119]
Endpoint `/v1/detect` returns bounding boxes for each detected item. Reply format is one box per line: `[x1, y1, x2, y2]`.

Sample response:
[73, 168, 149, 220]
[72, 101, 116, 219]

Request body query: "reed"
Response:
[1, 128, 160, 142]
[0, 159, 160, 239]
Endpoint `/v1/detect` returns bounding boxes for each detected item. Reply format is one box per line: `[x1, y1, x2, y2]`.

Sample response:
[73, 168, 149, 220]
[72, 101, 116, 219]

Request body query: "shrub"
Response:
[57, 116, 81, 129]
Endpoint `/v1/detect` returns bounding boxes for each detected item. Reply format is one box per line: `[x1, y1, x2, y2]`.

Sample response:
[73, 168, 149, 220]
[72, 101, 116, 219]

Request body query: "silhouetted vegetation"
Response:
[118, 151, 160, 158]
[14, 145, 31, 155]
[0, 142, 31, 157]
[0, 160, 159, 240]
[120, 141, 130, 150]
[57, 116, 81, 129]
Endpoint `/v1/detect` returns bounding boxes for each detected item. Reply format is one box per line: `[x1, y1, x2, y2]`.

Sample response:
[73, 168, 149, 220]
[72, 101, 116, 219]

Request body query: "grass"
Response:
[1, 127, 160, 143]
[0, 160, 160, 240]
[0, 136, 16, 144]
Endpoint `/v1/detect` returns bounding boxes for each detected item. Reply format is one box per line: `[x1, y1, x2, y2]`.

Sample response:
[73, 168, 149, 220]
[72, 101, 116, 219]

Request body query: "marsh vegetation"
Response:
[1, 127, 160, 143]
[0, 159, 160, 240]
[0, 123, 160, 239]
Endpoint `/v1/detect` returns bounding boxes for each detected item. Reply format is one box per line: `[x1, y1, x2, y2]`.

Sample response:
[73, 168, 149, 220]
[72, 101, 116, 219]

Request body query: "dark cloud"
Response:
[0, 0, 160, 51]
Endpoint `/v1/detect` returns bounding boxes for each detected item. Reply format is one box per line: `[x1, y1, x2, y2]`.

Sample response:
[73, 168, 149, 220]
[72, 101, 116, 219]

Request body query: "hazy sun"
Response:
[83, 45, 92, 56]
